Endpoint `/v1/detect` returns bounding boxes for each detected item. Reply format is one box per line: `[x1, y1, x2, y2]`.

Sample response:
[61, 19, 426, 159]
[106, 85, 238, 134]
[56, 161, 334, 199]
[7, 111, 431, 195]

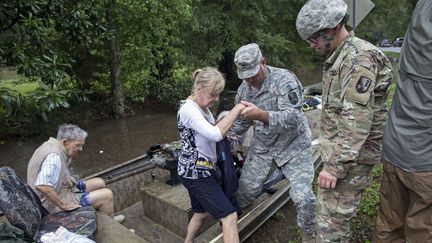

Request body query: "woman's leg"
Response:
[181, 175, 239, 242]
[184, 212, 210, 243]
[220, 212, 239, 243]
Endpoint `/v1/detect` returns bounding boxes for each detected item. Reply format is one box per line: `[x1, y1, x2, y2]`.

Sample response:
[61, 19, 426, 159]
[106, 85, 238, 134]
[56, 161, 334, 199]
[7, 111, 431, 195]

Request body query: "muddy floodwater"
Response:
[0, 105, 180, 180]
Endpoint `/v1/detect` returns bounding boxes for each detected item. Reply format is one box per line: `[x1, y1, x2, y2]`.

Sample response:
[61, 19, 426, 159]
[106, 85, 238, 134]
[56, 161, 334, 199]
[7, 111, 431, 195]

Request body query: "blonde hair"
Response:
[191, 67, 225, 96]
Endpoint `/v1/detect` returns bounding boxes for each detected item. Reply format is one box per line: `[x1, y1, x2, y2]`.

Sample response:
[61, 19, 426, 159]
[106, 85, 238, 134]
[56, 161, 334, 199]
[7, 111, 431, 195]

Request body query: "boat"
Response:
[86, 102, 322, 242]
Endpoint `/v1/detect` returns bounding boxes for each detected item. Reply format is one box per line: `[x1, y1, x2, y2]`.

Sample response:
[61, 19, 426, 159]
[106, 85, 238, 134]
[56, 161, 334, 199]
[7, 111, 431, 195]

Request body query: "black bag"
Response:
[216, 138, 240, 212]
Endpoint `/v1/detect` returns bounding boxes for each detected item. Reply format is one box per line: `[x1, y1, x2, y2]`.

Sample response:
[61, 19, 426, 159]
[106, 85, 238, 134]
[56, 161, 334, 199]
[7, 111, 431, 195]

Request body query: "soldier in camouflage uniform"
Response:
[232, 43, 316, 242]
[296, 0, 393, 242]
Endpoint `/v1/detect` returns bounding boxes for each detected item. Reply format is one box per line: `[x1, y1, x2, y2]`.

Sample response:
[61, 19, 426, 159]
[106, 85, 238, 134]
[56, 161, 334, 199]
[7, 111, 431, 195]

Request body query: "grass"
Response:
[0, 80, 39, 94]
[0, 68, 39, 94]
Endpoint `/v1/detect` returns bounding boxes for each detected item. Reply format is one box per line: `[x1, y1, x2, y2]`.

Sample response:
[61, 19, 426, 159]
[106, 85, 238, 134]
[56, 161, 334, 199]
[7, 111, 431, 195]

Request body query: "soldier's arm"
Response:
[231, 118, 253, 135]
[230, 86, 253, 135]
[323, 55, 377, 178]
[267, 75, 305, 133]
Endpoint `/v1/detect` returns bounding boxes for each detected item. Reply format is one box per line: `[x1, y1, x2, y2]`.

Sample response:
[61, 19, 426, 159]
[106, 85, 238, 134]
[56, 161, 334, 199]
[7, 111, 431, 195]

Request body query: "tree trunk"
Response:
[107, 0, 125, 117]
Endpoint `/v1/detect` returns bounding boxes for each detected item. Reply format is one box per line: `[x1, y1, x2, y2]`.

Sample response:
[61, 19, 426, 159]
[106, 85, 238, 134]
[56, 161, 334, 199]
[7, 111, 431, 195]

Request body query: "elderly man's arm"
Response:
[35, 153, 81, 211]
[36, 185, 81, 211]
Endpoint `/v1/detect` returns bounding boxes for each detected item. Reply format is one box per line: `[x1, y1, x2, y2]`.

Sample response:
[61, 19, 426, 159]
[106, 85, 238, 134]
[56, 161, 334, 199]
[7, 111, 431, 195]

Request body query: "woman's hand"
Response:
[240, 101, 268, 123]
[234, 103, 246, 113]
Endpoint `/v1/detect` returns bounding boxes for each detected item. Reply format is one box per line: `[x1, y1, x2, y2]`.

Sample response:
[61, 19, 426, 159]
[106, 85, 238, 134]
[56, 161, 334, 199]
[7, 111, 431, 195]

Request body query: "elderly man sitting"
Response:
[27, 124, 124, 223]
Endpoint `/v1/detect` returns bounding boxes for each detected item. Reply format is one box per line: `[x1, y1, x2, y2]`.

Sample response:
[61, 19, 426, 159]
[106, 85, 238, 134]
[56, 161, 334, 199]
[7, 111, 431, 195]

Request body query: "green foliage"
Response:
[0, 0, 415, 137]
[358, 165, 383, 217]
[30, 81, 90, 120]
[0, 80, 39, 95]
[356, 0, 414, 44]
[117, 0, 193, 105]
[0, 87, 27, 117]
[0, 70, 89, 137]
[0, 0, 107, 101]
[117, 0, 318, 106]
[350, 164, 383, 242]
[0, 0, 106, 134]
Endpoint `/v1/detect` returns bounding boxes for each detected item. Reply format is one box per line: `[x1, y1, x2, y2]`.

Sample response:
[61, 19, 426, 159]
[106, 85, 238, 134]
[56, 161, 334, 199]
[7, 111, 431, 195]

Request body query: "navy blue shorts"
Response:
[78, 192, 92, 206]
[76, 180, 87, 192]
[76, 180, 92, 206]
[180, 175, 237, 219]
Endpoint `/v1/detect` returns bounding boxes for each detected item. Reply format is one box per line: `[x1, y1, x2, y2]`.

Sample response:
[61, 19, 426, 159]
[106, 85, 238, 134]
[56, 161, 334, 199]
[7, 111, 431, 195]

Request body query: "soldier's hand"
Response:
[240, 101, 268, 123]
[60, 202, 82, 211]
[318, 170, 337, 189]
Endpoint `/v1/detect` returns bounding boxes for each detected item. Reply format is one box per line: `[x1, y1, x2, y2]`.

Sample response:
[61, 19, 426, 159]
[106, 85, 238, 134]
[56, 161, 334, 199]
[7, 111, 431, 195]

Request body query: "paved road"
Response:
[380, 47, 401, 53]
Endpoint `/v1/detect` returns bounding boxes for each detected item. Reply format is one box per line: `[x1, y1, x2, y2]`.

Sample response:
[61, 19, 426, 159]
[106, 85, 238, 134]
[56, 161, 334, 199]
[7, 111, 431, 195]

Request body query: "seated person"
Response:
[27, 124, 124, 223]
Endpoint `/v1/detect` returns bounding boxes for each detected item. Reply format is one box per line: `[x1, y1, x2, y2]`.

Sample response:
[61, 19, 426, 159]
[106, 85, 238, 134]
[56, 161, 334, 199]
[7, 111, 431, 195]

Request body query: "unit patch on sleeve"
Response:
[288, 92, 299, 105]
[356, 76, 372, 93]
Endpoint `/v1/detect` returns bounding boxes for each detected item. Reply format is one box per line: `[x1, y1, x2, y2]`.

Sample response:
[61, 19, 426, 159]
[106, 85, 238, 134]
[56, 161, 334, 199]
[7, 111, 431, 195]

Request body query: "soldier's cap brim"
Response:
[237, 64, 260, 79]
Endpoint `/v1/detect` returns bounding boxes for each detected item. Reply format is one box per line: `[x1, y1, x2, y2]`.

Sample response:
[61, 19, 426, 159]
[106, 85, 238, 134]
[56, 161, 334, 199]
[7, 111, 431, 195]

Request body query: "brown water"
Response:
[0, 106, 180, 180]
[0, 69, 322, 180]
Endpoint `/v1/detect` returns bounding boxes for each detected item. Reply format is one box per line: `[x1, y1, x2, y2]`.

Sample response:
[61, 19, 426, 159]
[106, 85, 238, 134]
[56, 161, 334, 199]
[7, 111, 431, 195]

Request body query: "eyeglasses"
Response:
[307, 29, 326, 45]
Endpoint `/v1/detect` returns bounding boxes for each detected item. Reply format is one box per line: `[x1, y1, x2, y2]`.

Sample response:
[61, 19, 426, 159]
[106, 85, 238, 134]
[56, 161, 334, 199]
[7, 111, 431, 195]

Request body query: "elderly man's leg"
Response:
[88, 188, 115, 216]
[84, 178, 106, 191]
[281, 147, 316, 242]
[237, 153, 274, 208]
[79, 178, 125, 223]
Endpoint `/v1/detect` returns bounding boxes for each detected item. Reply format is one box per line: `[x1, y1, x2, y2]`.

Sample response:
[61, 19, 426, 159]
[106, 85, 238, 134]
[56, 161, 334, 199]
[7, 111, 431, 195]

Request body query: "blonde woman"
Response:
[177, 67, 245, 243]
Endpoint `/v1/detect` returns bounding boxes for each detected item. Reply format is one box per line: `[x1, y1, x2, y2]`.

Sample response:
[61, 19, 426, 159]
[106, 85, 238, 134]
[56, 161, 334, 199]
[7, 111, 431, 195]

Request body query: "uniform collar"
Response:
[324, 32, 355, 66]
[248, 66, 272, 94]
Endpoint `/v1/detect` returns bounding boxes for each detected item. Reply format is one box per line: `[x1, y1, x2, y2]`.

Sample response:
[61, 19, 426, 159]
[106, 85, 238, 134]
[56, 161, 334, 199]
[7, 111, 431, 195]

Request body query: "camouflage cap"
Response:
[234, 43, 263, 79]
[296, 0, 348, 40]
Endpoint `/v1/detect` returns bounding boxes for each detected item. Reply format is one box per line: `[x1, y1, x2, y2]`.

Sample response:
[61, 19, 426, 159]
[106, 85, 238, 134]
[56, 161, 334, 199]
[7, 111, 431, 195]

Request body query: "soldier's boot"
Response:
[302, 233, 316, 243]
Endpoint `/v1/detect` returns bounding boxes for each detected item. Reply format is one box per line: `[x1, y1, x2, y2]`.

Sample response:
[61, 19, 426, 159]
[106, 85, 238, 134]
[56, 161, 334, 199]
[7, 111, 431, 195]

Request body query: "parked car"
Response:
[380, 39, 392, 47]
[393, 37, 404, 47]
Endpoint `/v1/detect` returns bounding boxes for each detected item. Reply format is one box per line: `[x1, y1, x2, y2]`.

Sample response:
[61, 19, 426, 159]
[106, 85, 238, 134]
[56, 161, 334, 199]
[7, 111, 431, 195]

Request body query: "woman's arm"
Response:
[216, 103, 246, 137]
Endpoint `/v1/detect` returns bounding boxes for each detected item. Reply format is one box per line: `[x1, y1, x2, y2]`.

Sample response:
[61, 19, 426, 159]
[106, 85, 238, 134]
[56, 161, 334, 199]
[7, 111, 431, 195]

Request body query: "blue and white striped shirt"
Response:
[35, 153, 61, 187]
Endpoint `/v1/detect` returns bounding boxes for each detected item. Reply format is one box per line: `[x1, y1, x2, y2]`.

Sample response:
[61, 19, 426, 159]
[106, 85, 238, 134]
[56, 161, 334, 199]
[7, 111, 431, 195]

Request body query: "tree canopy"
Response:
[0, 0, 414, 137]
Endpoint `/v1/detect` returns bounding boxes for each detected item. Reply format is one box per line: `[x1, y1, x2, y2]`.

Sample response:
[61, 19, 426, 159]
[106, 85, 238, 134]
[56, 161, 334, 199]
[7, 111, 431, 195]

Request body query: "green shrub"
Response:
[350, 164, 383, 242]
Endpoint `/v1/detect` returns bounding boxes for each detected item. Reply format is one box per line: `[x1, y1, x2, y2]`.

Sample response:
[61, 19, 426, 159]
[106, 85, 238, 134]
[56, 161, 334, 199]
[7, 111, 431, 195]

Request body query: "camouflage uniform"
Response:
[296, 0, 393, 241]
[316, 34, 392, 242]
[232, 43, 316, 236]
